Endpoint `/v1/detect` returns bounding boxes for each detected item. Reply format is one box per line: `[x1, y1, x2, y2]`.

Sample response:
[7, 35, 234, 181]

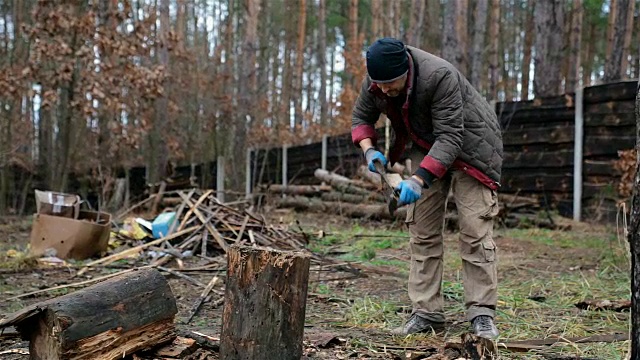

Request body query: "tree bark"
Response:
[622, 0, 635, 77]
[149, 0, 171, 184]
[606, 0, 617, 69]
[583, 20, 597, 86]
[220, 245, 310, 360]
[318, 0, 328, 127]
[604, 0, 631, 81]
[422, 0, 441, 55]
[566, 0, 583, 91]
[442, 1, 469, 75]
[406, 0, 425, 46]
[470, 0, 488, 91]
[629, 79, 640, 360]
[533, 0, 565, 97]
[2, 268, 177, 360]
[521, 0, 535, 100]
[488, 0, 500, 101]
[293, 0, 306, 129]
[275, 196, 407, 221]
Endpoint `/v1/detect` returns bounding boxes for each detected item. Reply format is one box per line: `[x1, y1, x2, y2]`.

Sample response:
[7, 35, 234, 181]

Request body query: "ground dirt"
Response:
[0, 210, 631, 359]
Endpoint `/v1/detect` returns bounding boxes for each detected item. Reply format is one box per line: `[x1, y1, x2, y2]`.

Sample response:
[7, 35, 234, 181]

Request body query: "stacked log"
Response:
[260, 167, 560, 229]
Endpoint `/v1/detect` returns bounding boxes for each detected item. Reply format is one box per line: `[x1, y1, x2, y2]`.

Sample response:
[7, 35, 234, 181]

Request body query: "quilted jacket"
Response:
[351, 46, 503, 189]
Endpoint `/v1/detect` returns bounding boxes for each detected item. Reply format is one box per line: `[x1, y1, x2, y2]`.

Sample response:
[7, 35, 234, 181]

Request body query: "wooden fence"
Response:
[250, 80, 638, 222]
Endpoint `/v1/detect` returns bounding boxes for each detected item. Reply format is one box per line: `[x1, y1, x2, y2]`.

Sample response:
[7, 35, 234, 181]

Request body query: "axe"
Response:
[372, 159, 400, 216]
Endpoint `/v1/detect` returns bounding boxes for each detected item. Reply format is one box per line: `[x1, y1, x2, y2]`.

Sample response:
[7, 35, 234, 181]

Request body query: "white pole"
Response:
[245, 148, 252, 198]
[321, 134, 328, 170]
[573, 88, 584, 221]
[217, 155, 225, 203]
[282, 145, 288, 189]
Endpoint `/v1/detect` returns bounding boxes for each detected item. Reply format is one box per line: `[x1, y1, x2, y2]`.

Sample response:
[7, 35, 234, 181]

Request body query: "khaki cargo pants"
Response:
[406, 150, 499, 323]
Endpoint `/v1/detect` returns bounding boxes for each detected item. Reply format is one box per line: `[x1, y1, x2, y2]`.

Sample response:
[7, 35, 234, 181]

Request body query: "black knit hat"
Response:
[366, 38, 409, 83]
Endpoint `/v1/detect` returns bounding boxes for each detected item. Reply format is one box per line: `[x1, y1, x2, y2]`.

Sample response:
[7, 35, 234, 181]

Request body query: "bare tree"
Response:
[293, 0, 306, 129]
[521, 0, 535, 100]
[566, 0, 583, 91]
[604, 0, 632, 81]
[318, 0, 328, 127]
[406, 0, 426, 46]
[534, 0, 565, 97]
[442, 1, 469, 75]
[470, 0, 488, 91]
[488, 0, 500, 101]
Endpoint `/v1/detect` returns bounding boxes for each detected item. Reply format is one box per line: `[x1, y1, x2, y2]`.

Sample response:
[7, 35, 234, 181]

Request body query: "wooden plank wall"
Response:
[252, 80, 638, 221]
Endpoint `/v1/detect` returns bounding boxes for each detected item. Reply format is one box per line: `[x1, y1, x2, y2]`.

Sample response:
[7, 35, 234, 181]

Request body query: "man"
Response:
[351, 38, 503, 339]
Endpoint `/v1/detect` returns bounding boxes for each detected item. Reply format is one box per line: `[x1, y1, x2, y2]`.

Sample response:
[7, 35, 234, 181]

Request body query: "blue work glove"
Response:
[364, 148, 388, 173]
[396, 177, 423, 206]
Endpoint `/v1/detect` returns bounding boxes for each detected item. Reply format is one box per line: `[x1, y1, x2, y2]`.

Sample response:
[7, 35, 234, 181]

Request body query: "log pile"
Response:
[261, 167, 564, 229]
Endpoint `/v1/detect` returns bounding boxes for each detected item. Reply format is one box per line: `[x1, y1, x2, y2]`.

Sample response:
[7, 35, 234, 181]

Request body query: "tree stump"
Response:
[220, 245, 311, 360]
[0, 268, 178, 360]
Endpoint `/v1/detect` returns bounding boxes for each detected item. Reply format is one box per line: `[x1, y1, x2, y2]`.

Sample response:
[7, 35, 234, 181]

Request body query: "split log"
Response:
[265, 184, 332, 196]
[220, 245, 310, 360]
[0, 268, 177, 360]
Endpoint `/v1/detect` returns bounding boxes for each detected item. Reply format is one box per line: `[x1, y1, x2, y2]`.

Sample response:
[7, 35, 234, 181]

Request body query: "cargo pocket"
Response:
[479, 189, 499, 220]
[405, 202, 416, 225]
[482, 240, 496, 262]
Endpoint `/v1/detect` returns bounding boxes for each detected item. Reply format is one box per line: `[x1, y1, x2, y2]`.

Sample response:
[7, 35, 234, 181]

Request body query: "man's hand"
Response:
[364, 148, 388, 173]
[395, 177, 423, 206]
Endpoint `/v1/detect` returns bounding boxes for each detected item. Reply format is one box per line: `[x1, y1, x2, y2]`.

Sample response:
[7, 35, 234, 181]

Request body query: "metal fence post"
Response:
[573, 88, 584, 221]
[245, 148, 252, 199]
[321, 134, 328, 170]
[217, 155, 225, 203]
[282, 144, 288, 189]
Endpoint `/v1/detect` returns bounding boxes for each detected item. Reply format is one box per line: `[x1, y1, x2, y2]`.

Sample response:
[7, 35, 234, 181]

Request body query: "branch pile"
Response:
[260, 167, 562, 229]
[85, 189, 314, 274]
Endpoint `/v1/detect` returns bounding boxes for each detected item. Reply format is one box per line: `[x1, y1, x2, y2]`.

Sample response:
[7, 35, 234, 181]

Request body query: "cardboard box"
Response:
[34, 190, 81, 219]
[30, 210, 112, 260]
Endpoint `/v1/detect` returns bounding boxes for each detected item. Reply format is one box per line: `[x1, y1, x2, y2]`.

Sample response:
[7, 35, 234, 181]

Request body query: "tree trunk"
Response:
[293, 0, 306, 129]
[220, 246, 310, 360]
[488, 0, 500, 101]
[566, 0, 583, 91]
[622, 0, 635, 77]
[422, 0, 441, 55]
[406, 0, 425, 46]
[606, 0, 617, 69]
[2, 268, 177, 360]
[149, 0, 171, 184]
[371, 0, 382, 38]
[470, 0, 488, 91]
[629, 79, 640, 360]
[533, 0, 565, 97]
[318, 0, 328, 127]
[521, 0, 535, 100]
[280, 0, 294, 132]
[442, 1, 469, 75]
[604, 0, 632, 81]
[583, 20, 597, 86]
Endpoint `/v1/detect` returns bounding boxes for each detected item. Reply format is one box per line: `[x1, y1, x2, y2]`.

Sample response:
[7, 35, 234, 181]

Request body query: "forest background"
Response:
[0, 0, 637, 214]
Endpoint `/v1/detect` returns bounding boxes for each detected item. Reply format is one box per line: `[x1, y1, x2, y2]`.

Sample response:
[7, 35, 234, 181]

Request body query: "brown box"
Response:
[34, 190, 81, 219]
[30, 210, 112, 260]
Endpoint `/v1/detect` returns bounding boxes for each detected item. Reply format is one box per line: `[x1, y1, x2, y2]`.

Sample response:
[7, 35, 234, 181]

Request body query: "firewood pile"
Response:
[258, 167, 565, 229]
[615, 148, 636, 198]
